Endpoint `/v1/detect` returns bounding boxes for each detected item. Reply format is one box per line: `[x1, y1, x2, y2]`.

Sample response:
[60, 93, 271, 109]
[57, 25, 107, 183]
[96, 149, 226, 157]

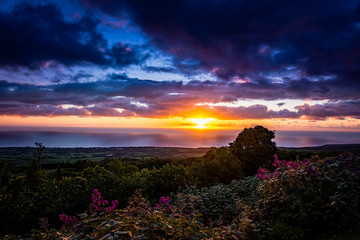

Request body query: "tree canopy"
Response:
[230, 126, 277, 176]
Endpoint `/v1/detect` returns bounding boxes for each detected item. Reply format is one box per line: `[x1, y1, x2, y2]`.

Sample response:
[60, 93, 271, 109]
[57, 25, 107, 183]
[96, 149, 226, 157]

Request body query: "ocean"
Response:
[0, 127, 359, 148]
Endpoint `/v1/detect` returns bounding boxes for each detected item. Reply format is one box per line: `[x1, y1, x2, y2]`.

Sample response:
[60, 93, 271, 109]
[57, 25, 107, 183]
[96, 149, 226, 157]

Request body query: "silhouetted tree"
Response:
[25, 142, 46, 187]
[230, 126, 277, 176]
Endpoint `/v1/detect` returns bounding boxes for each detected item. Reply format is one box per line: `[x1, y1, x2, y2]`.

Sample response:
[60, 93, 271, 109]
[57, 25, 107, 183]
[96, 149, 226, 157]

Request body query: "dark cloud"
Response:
[0, 103, 89, 116]
[1, 0, 360, 123]
[296, 101, 360, 119]
[0, 3, 146, 68]
[83, 0, 360, 84]
[143, 66, 178, 73]
[70, 71, 94, 82]
[2, 76, 359, 120]
[108, 43, 149, 66]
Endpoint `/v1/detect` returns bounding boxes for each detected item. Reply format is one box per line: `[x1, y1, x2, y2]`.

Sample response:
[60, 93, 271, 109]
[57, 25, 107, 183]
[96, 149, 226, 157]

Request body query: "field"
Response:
[2, 144, 360, 167]
[0, 146, 211, 166]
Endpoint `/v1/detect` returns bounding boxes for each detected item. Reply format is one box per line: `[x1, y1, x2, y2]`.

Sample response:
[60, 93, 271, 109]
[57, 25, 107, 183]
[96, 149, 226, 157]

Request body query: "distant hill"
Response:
[279, 144, 360, 151]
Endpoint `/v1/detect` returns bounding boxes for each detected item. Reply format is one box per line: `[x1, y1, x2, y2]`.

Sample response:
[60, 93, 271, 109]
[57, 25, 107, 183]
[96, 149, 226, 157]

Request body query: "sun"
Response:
[189, 118, 214, 128]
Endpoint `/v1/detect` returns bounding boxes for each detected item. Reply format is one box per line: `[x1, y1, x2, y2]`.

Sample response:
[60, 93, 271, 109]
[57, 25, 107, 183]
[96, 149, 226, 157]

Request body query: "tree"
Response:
[25, 142, 47, 187]
[230, 126, 277, 176]
[188, 147, 243, 186]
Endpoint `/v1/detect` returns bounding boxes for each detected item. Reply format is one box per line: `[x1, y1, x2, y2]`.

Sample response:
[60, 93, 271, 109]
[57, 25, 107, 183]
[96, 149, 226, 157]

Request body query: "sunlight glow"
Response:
[189, 118, 214, 128]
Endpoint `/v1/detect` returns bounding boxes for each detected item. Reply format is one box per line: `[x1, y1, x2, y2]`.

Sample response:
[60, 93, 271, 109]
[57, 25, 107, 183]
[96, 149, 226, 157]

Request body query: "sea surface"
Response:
[0, 126, 359, 148]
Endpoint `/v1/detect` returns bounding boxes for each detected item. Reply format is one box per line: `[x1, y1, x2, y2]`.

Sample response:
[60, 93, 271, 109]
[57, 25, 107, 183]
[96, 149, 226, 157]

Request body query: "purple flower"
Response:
[90, 189, 118, 213]
[307, 166, 318, 175]
[59, 214, 78, 233]
[154, 196, 172, 213]
[256, 167, 271, 180]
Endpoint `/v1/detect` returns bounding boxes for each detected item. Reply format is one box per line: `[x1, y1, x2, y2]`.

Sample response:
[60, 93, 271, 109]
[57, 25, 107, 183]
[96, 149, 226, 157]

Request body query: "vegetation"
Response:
[0, 126, 359, 239]
[230, 126, 277, 176]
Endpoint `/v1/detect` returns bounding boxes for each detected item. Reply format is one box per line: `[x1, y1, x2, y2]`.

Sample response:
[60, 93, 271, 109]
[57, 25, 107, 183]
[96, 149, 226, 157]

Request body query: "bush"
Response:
[252, 154, 360, 239]
[177, 176, 259, 225]
[188, 147, 243, 186]
[139, 163, 187, 200]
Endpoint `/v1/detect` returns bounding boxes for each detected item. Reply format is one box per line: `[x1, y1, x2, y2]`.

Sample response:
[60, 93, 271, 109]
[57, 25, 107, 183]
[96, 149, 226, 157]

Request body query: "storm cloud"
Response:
[0, 0, 360, 123]
[83, 0, 360, 81]
[0, 3, 147, 68]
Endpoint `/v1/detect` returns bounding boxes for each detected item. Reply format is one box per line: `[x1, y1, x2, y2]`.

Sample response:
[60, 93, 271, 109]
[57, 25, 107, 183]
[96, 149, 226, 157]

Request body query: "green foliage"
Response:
[252, 154, 360, 239]
[140, 163, 187, 200]
[230, 126, 277, 176]
[106, 159, 139, 176]
[0, 161, 15, 187]
[2, 141, 360, 239]
[178, 177, 259, 225]
[270, 221, 305, 240]
[30, 189, 250, 240]
[188, 147, 243, 186]
[24, 142, 47, 187]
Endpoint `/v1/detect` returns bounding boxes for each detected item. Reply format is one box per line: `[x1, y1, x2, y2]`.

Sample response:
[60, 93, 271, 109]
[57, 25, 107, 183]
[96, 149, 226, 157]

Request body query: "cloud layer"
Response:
[0, 3, 147, 68]
[0, 0, 360, 123]
[84, 0, 360, 80]
[1, 76, 360, 120]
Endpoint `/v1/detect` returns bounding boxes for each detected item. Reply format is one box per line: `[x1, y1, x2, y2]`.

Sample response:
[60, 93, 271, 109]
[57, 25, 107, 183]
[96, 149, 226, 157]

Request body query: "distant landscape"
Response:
[1, 0, 360, 239]
[1, 144, 360, 167]
[1, 127, 360, 239]
[0, 146, 212, 166]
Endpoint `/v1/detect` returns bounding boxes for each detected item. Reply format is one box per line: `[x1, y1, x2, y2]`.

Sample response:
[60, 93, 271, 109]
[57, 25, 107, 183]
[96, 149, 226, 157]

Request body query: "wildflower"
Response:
[59, 214, 65, 221]
[90, 189, 118, 213]
[59, 214, 78, 233]
[256, 167, 271, 180]
[155, 196, 172, 213]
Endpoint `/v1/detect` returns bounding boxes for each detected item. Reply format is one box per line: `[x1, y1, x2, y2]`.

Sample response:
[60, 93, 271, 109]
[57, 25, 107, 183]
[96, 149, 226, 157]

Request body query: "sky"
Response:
[1, 0, 360, 131]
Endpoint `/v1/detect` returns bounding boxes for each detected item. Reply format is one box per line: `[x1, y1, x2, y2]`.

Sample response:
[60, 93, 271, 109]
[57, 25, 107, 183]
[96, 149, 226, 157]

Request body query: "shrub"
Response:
[252, 154, 360, 239]
[188, 147, 243, 186]
[177, 176, 259, 225]
[139, 163, 187, 200]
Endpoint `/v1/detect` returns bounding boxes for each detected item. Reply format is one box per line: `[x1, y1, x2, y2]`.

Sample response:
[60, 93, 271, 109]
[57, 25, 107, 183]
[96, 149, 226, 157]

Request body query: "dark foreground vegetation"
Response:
[1, 126, 360, 239]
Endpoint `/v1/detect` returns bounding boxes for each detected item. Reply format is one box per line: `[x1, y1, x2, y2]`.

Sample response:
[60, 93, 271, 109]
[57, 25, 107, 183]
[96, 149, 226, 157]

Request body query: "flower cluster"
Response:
[154, 196, 172, 212]
[91, 189, 118, 213]
[257, 155, 318, 180]
[59, 214, 78, 232]
[272, 154, 299, 169]
[256, 167, 272, 180]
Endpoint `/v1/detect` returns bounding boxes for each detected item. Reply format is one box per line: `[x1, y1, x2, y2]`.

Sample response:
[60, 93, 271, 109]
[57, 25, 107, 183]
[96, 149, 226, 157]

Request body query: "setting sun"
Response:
[189, 118, 214, 128]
